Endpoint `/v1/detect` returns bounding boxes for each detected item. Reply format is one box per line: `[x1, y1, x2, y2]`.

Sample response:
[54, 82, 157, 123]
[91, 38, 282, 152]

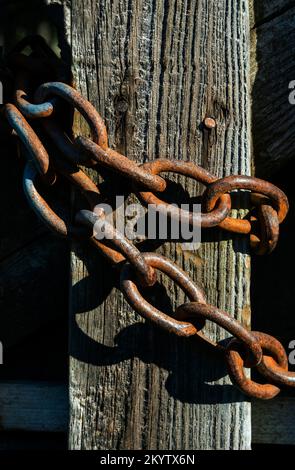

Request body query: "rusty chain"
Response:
[1, 36, 294, 400]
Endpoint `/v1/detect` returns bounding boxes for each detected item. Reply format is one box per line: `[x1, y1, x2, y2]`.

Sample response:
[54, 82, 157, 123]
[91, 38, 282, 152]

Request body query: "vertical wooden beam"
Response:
[64, 0, 252, 449]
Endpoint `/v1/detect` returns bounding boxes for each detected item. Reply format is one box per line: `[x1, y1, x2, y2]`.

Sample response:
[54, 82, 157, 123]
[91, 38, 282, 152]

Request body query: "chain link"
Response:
[138, 159, 232, 228]
[2, 37, 294, 400]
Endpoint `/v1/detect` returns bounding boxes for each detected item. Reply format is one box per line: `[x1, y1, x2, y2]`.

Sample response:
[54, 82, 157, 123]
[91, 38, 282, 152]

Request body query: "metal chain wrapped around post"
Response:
[2, 36, 294, 400]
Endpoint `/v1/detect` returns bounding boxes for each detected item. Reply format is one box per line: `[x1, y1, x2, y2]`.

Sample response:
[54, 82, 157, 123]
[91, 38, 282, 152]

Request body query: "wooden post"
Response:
[60, 0, 252, 449]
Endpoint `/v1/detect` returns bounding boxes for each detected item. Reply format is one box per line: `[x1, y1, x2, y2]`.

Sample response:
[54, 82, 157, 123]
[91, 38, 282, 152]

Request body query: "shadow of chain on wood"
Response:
[70, 241, 246, 406]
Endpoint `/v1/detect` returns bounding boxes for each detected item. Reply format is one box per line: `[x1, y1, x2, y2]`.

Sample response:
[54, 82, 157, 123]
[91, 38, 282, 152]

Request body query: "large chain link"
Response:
[1, 36, 294, 400]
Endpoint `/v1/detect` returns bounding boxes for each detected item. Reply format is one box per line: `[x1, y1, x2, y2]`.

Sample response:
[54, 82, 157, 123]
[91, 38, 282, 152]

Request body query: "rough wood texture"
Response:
[62, 0, 252, 450]
[252, 397, 295, 445]
[250, 1, 295, 176]
[0, 381, 68, 432]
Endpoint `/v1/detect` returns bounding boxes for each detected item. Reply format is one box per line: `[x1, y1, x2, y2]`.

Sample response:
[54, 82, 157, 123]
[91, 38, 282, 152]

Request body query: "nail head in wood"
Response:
[204, 117, 216, 129]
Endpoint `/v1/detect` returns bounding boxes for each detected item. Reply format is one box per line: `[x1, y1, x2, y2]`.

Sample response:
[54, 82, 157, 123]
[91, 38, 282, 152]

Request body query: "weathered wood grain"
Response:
[252, 397, 295, 445]
[61, 0, 253, 450]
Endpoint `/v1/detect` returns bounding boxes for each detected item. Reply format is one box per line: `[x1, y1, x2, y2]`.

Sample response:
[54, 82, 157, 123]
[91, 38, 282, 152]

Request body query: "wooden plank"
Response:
[0, 381, 68, 432]
[61, 0, 253, 450]
[252, 397, 295, 445]
[250, 3, 295, 176]
[1, 382, 294, 448]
